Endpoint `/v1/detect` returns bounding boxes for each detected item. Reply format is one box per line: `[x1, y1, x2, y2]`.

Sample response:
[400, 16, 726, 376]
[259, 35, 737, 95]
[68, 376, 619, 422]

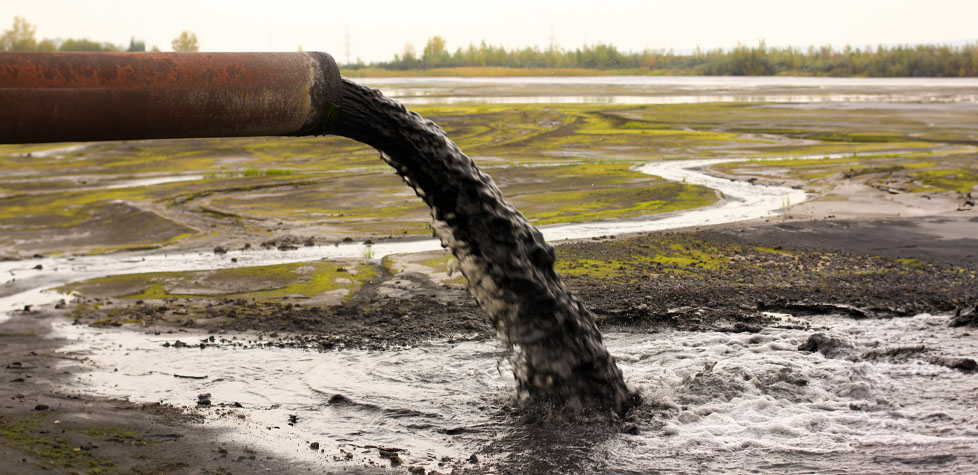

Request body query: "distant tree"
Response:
[0, 16, 38, 51]
[150, 44, 161, 52]
[59, 38, 120, 52]
[422, 36, 450, 67]
[37, 39, 56, 51]
[171, 31, 199, 52]
[127, 36, 145, 52]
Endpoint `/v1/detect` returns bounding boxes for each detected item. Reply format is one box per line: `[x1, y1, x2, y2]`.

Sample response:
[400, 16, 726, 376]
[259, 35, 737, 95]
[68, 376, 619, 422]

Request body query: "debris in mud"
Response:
[378, 447, 403, 466]
[260, 235, 316, 250]
[196, 393, 211, 406]
[174, 374, 208, 380]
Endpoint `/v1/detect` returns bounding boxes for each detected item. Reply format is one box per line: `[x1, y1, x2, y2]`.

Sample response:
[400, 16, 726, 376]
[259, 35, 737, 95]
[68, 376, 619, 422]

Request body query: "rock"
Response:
[328, 394, 354, 405]
[213, 246, 228, 255]
[342, 237, 353, 243]
[931, 357, 978, 373]
[34, 404, 49, 411]
[468, 454, 479, 464]
[408, 466, 425, 474]
[949, 303, 978, 327]
[197, 393, 212, 406]
[798, 333, 851, 358]
[32, 264, 42, 270]
[309, 442, 320, 450]
[622, 424, 640, 435]
[861, 345, 929, 362]
[378, 448, 402, 466]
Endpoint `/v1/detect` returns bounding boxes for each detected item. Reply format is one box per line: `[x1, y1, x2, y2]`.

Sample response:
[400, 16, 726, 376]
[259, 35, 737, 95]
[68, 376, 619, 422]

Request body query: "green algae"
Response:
[0, 415, 116, 474]
[63, 261, 378, 302]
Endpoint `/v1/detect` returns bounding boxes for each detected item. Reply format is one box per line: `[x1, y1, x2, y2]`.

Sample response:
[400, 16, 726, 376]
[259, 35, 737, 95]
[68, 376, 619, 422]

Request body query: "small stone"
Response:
[34, 404, 49, 411]
[32, 264, 42, 270]
[309, 442, 319, 450]
[197, 393, 212, 406]
[213, 246, 228, 255]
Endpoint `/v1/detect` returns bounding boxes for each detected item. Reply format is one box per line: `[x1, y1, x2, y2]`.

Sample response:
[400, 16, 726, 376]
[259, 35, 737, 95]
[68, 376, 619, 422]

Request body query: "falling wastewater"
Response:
[330, 78, 635, 412]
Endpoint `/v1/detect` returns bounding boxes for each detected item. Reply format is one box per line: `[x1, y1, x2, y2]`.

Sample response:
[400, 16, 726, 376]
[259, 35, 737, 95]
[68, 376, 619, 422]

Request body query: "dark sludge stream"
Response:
[331, 77, 636, 413]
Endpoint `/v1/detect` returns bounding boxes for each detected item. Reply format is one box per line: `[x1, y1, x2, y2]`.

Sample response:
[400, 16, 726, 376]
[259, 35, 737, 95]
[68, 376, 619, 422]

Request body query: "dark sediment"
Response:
[329, 78, 632, 411]
[558, 219, 978, 331]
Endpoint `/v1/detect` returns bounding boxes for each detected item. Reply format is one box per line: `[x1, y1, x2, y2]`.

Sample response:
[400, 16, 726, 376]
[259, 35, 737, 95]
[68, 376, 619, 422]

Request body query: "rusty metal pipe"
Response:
[0, 52, 341, 143]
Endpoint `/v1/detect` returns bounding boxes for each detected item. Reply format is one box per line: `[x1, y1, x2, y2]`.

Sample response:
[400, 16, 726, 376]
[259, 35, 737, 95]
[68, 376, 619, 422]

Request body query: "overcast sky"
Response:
[3, 0, 977, 62]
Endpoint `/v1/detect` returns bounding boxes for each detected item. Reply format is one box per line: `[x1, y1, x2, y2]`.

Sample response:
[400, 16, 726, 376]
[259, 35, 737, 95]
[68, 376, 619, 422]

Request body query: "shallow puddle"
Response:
[51, 312, 978, 472]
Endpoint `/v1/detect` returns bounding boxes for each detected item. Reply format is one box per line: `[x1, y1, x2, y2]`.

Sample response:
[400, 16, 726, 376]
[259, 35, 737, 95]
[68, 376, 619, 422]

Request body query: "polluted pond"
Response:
[50, 311, 978, 472]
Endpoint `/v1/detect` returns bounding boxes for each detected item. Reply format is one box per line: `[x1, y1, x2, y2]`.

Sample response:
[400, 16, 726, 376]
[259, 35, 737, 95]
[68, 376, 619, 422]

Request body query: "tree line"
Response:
[374, 36, 978, 77]
[5, 16, 976, 77]
[0, 17, 198, 53]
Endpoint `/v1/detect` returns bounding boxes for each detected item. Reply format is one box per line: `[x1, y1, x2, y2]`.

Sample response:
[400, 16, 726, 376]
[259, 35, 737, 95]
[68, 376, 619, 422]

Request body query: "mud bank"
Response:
[60, 216, 978, 345]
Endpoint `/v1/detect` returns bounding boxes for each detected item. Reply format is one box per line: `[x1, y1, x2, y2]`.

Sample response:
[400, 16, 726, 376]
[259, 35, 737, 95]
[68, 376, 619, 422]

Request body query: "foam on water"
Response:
[50, 312, 978, 472]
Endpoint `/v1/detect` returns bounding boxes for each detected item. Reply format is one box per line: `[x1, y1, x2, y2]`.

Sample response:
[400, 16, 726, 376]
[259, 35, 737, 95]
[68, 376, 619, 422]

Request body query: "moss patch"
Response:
[0, 415, 115, 474]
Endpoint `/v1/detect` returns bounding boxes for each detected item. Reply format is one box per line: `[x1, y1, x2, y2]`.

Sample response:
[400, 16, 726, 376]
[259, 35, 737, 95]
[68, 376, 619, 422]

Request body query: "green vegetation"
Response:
[359, 35, 978, 77]
[62, 261, 377, 302]
[714, 151, 978, 194]
[0, 415, 115, 473]
[907, 168, 978, 193]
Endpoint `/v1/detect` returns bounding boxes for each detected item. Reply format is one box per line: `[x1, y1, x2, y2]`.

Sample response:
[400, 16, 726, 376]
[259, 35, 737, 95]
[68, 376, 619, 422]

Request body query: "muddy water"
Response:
[331, 78, 632, 409]
[51, 312, 978, 472]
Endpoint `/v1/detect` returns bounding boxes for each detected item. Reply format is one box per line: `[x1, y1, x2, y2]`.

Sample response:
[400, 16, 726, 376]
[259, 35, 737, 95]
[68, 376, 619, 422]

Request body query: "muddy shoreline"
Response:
[59, 215, 978, 346]
[3, 215, 977, 472]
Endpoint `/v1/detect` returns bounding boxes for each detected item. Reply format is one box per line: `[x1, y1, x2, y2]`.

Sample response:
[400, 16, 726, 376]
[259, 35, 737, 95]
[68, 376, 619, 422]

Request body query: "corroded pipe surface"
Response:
[0, 52, 341, 143]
